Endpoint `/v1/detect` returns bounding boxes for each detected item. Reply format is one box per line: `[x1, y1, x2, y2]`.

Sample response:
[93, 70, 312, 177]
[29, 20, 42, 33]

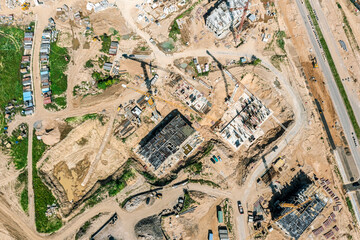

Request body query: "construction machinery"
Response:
[248, 195, 315, 239]
[311, 56, 318, 68]
[275, 197, 313, 222]
[92, 36, 100, 42]
[21, 2, 30, 10]
[235, 0, 250, 44]
[121, 84, 219, 123]
[279, 198, 313, 210]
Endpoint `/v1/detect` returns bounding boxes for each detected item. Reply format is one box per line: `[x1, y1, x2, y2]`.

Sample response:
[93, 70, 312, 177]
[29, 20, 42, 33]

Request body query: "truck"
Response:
[213, 155, 219, 162]
[238, 201, 244, 214]
[208, 230, 213, 240]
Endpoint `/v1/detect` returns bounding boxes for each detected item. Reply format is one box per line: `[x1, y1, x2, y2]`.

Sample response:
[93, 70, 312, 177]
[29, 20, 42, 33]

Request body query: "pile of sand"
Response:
[34, 119, 61, 145]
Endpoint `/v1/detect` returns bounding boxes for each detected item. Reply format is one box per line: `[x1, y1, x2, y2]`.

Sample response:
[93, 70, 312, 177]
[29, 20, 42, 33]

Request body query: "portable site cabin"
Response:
[217, 206, 223, 223]
[23, 91, 32, 101]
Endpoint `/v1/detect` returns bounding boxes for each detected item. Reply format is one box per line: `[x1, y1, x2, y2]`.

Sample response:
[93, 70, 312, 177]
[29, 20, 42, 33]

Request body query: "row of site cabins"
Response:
[101, 41, 119, 72]
[39, 29, 57, 105]
[22, 30, 35, 116]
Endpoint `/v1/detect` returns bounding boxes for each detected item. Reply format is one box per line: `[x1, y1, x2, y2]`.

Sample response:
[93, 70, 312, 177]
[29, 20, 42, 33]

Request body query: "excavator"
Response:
[21, 2, 30, 10]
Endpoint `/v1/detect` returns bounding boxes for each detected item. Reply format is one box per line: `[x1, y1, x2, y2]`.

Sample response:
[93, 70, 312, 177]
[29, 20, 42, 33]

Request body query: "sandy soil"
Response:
[162, 191, 220, 239]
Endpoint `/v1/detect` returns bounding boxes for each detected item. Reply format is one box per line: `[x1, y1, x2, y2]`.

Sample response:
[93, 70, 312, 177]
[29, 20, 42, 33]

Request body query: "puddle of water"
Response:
[72, 38, 80, 50]
[159, 39, 175, 52]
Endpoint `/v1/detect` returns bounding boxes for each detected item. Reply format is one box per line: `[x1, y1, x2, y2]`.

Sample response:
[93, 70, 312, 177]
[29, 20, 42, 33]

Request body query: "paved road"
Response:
[295, 0, 360, 172]
[295, 0, 360, 224]
[0, 2, 312, 239]
[310, 0, 360, 126]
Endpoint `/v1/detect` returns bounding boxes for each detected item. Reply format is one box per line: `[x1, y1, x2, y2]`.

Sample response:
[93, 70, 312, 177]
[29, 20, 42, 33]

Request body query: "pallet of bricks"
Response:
[318, 177, 342, 211]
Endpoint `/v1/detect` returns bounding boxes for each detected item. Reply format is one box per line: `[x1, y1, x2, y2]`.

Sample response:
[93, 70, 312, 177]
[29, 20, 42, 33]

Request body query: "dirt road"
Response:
[26, 124, 35, 230]
[0, 2, 307, 240]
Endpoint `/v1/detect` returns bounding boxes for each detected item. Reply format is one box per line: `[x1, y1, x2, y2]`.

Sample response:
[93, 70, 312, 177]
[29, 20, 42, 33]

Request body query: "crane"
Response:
[275, 197, 313, 222]
[235, 0, 250, 44]
[247, 197, 314, 239]
[121, 84, 219, 123]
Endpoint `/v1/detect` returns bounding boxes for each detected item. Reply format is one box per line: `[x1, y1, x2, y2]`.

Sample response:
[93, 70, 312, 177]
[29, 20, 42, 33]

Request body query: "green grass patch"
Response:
[188, 179, 220, 188]
[100, 34, 111, 53]
[97, 55, 110, 68]
[17, 170, 28, 213]
[188, 60, 210, 77]
[140, 171, 158, 182]
[305, 0, 360, 139]
[75, 213, 101, 240]
[202, 143, 214, 158]
[270, 55, 286, 71]
[32, 133, 62, 233]
[0, 26, 24, 130]
[169, 0, 201, 41]
[53, 97, 67, 108]
[179, 191, 197, 214]
[21, 187, 29, 213]
[346, 197, 356, 221]
[276, 30, 286, 52]
[92, 71, 120, 90]
[49, 42, 70, 95]
[186, 162, 203, 174]
[106, 168, 135, 197]
[337, 2, 360, 51]
[169, 21, 181, 41]
[44, 103, 59, 111]
[9, 123, 28, 169]
[84, 59, 94, 68]
[84, 167, 135, 208]
[64, 113, 102, 125]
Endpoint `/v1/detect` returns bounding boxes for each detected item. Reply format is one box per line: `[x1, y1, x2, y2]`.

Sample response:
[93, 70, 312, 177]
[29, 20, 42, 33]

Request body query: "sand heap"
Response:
[34, 119, 61, 145]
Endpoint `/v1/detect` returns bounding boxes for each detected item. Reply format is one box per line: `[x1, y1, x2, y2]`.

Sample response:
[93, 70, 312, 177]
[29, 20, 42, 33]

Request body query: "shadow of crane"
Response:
[225, 0, 239, 45]
[206, 50, 230, 101]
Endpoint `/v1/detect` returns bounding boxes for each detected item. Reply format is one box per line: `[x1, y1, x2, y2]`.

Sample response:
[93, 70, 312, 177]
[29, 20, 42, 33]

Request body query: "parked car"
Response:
[238, 201, 244, 214]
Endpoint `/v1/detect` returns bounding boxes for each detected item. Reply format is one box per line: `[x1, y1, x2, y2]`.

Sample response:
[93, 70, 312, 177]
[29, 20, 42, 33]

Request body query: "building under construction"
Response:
[220, 92, 271, 149]
[137, 109, 196, 170]
[275, 183, 327, 239]
[204, 0, 250, 38]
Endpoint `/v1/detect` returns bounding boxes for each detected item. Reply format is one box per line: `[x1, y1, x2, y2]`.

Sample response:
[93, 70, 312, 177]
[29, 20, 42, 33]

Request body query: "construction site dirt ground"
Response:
[231, 0, 360, 238]
[162, 191, 220, 240]
[0, 0, 359, 239]
[317, 0, 360, 113]
[277, 0, 344, 147]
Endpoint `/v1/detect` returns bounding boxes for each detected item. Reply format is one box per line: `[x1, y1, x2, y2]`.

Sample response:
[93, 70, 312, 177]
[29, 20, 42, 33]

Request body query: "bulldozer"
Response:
[21, 2, 30, 11]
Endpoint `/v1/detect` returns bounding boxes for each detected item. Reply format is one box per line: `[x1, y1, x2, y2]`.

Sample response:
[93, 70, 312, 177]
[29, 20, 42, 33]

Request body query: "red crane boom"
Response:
[235, 1, 249, 43]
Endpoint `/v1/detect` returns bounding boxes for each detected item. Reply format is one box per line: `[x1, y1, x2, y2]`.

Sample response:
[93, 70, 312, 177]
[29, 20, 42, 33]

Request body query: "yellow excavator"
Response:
[21, 2, 30, 10]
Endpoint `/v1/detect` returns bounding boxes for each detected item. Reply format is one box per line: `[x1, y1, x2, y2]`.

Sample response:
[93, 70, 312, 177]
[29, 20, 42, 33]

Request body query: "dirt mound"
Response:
[40, 118, 129, 205]
[134, 215, 164, 240]
[34, 119, 61, 145]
